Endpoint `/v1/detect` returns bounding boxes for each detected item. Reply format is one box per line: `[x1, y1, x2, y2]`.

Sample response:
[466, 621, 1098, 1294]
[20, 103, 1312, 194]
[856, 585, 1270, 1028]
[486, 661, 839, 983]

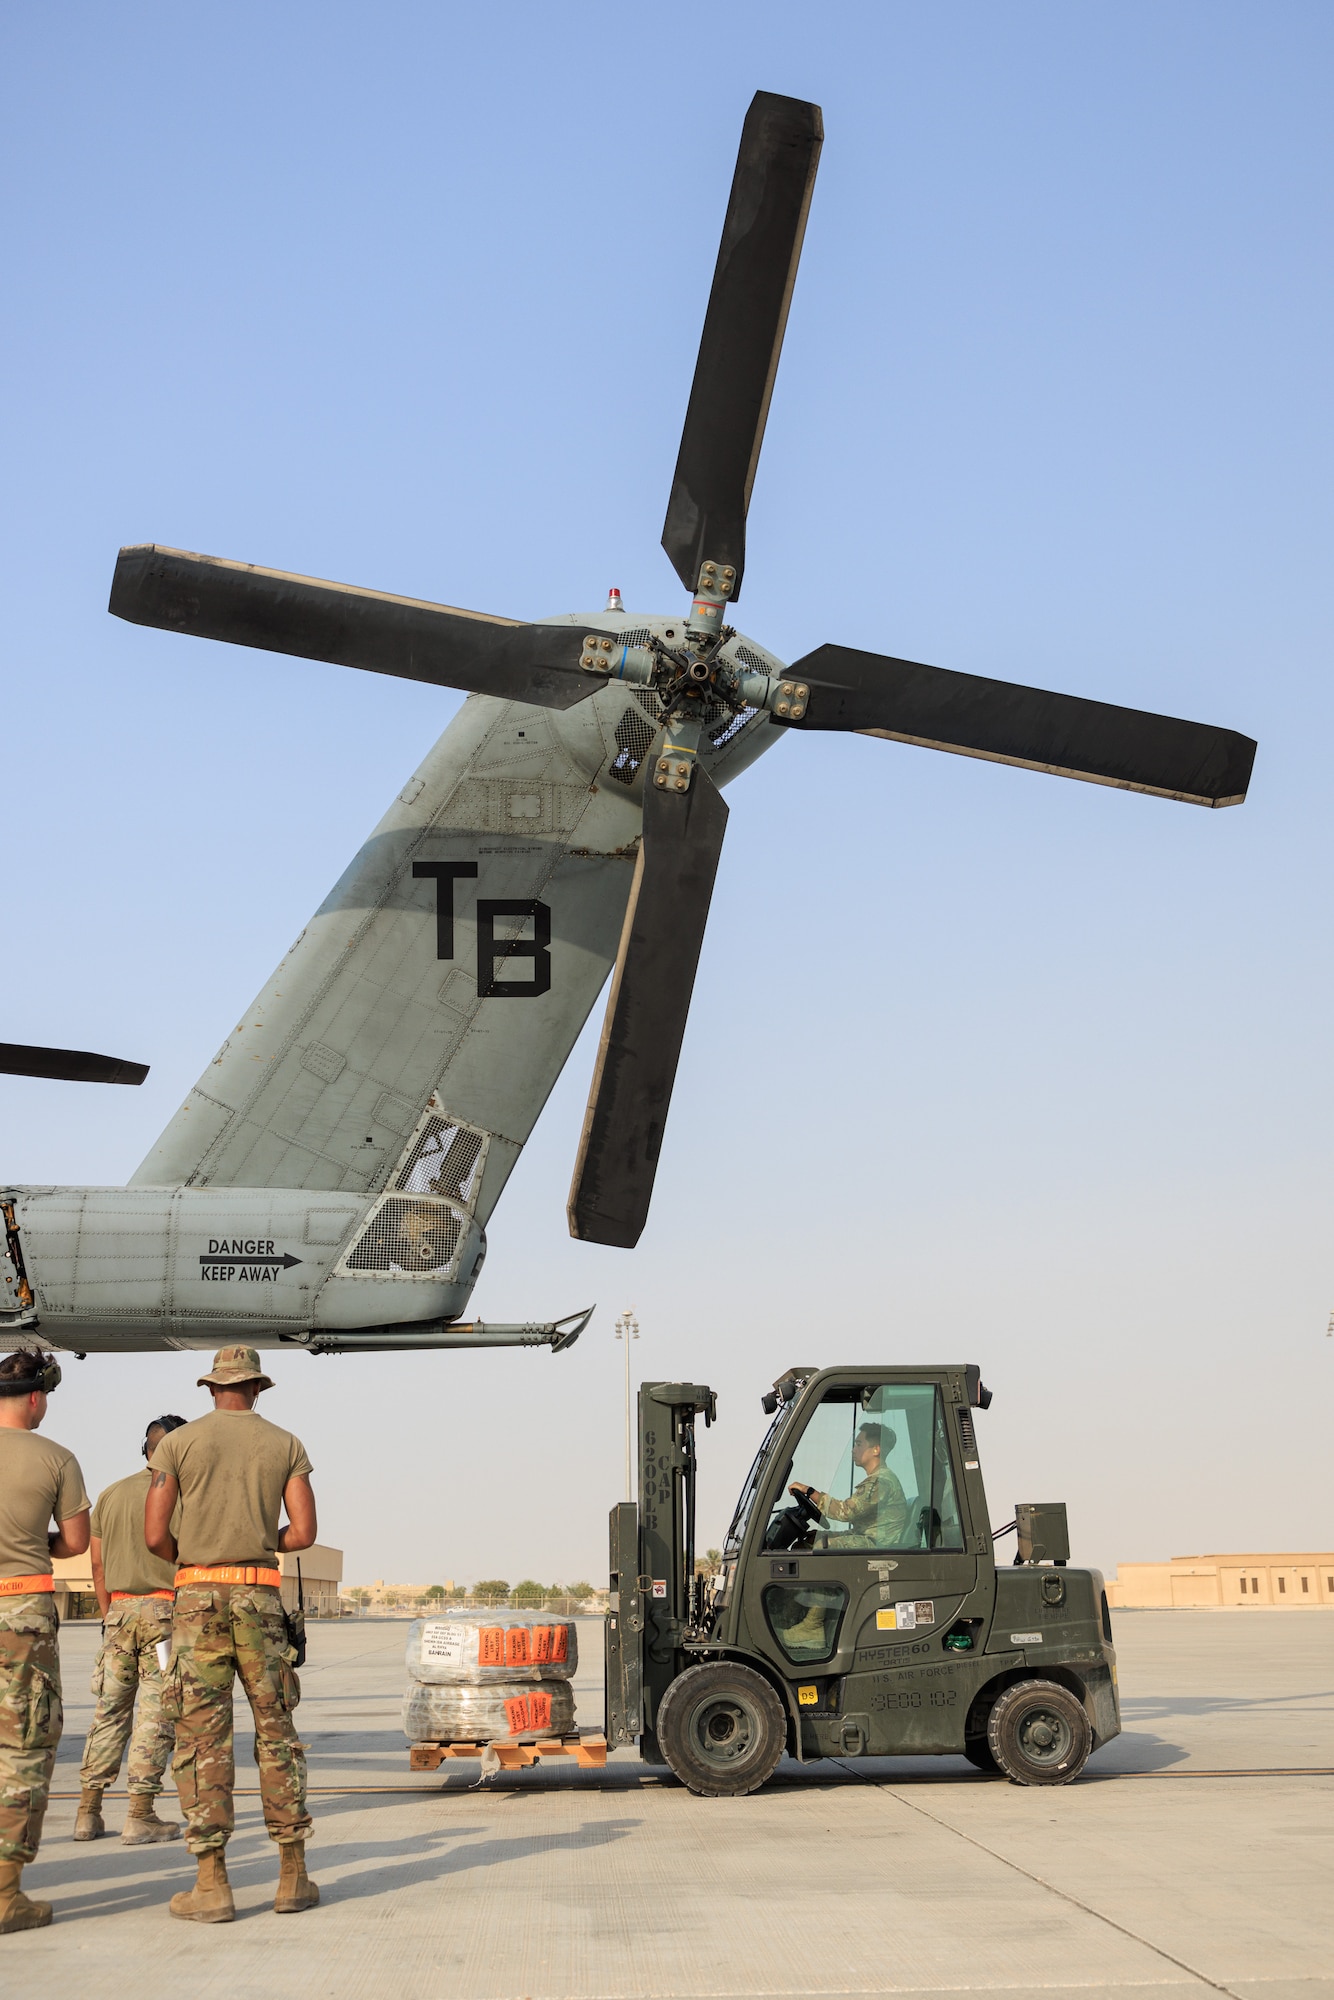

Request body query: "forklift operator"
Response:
[790, 1422, 909, 1548]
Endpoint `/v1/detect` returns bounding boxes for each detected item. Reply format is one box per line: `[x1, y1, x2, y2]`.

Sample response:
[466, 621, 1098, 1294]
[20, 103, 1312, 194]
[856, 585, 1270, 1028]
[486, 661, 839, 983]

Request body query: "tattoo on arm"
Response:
[152, 1471, 168, 1489]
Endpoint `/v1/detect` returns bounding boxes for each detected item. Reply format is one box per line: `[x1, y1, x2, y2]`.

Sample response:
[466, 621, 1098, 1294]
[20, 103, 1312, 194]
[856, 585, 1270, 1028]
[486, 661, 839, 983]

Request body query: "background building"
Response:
[51, 1542, 344, 1619]
[1106, 1552, 1334, 1608]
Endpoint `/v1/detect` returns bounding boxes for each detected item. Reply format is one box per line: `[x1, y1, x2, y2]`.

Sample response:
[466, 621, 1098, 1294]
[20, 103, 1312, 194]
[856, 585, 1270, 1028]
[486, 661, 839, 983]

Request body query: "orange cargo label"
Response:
[479, 1627, 504, 1666]
[551, 1625, 568, 1662]
[529, 1689, 552, 1730]
[503, 1695, 529, 1733]
[505, 1627, 531, 1666]
[531, 1625, 554, 1662]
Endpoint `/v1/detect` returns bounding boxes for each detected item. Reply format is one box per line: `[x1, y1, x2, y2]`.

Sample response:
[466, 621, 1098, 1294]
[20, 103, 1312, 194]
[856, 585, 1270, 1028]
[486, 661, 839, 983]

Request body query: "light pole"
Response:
[614, 1309, 639, 1499]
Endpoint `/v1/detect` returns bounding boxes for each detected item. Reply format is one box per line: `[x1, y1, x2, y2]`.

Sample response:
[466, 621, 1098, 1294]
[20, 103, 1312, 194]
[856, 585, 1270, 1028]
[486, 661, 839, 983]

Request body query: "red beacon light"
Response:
[604, 587, 625, 613]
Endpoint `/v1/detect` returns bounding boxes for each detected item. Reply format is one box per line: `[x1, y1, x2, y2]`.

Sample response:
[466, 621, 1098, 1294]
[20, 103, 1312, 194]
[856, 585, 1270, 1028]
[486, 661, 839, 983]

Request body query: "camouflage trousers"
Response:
[0, 1594, 62, 1866]
[164, 1584, 309, 1855]
[79, 1595, 176, 1796]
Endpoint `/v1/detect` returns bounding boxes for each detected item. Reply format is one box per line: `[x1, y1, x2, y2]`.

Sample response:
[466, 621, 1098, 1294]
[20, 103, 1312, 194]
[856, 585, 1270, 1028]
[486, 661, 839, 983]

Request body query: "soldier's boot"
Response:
[0, 1861, 54, 1935]
[273, 1840, 319, 1914]
[169, 1849, 235, 1924]
[121, 1794, 181, 1845]
[72, 1787, 106, 1841]
[783, 1607, 829, 1647]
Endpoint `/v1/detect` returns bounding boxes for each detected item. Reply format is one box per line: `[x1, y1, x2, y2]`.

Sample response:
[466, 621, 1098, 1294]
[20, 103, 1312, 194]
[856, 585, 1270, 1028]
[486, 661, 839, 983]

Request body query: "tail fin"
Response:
[131, 691, 641, 1227]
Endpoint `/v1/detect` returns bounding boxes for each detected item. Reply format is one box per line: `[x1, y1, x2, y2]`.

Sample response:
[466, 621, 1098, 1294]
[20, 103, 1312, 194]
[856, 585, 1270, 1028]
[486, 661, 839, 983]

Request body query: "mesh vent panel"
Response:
[735, 644, 770, 673]
[344, 1198, 462, 1274]
[395, 1116, 485, 1204]
[609, 705, 659, 786]
[711, 706, 760, 750]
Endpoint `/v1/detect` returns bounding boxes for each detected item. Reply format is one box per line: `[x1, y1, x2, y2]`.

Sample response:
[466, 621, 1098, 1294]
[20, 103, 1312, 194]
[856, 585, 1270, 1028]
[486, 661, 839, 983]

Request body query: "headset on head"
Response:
[142, 1414, 187, 1460]
[0, 1353, 62, 1397]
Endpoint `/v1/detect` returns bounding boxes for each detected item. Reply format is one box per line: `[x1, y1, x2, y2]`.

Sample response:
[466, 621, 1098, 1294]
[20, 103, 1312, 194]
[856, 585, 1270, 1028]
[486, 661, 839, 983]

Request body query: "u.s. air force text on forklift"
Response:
[409, 1364, 1118, 1793]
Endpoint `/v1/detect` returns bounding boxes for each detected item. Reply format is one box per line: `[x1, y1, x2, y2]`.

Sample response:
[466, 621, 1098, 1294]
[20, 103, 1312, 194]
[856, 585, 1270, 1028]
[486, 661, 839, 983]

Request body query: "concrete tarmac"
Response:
[12, 1609, 1332, 1998]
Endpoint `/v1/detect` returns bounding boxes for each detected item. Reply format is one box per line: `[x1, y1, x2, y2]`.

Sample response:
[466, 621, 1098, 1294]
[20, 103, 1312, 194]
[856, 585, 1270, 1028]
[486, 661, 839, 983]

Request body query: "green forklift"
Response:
[606, 1365, 1119, 1794]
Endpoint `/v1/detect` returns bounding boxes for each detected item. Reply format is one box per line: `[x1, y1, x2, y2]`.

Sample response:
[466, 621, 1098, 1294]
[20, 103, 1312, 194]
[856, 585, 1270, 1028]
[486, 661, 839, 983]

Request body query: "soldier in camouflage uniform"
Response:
[75, 1415, 188, 1845]
[145, 1345, 319, 1923]
[792, 1422, 910, 1548]
[0, 1348, 91, 1936]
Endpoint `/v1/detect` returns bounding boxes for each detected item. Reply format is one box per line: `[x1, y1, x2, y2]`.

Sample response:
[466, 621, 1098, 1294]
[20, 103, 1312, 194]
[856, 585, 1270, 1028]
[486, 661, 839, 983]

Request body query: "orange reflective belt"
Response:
[110, 1590, 175, 1601]
[174, 1565, 281, 1589]
[0, 1574, 55, 1597]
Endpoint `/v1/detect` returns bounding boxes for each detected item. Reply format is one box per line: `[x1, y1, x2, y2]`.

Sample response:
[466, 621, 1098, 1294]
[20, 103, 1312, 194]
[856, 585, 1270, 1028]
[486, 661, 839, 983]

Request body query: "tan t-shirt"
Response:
[90, 1469, 179, 1595]
[149, 1409, 313, 1568]
[0, 1428, 90, 1579]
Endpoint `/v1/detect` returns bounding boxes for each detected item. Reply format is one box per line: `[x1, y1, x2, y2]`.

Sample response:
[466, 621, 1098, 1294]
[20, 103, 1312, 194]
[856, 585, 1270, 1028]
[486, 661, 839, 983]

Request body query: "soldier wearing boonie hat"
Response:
[144, 1346, 319, 1923]
[0, 1347, 90, 1936]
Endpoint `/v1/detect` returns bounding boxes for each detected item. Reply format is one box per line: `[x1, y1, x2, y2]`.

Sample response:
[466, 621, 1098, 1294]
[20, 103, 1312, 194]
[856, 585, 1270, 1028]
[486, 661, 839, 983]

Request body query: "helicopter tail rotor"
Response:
[661, 91, 823, 603]
[781, 643, 1257, 807]
[110, 545, 598, 710]
[568, 770, 729, 1249]
[0, 1043, 148, 1086]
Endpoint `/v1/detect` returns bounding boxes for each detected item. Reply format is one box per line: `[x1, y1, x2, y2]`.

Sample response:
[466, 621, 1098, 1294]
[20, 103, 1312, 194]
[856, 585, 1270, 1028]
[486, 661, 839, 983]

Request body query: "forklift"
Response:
[606, 1365, 1119, 1794]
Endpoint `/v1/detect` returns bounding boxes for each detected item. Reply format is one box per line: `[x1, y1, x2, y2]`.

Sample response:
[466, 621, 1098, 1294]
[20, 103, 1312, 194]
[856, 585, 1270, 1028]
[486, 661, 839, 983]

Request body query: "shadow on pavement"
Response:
[32, 1808, 641, 1921]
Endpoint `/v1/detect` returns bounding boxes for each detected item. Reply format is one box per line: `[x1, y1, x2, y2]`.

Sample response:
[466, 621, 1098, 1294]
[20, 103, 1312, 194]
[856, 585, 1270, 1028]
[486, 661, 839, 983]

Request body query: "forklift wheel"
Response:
[986, 1679, 1092, 1786]
[655, 1663, 787, 1798]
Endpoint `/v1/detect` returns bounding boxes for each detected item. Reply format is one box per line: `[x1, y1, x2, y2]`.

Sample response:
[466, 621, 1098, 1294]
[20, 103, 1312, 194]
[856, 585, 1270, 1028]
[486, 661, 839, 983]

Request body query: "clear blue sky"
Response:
[3, 2, 1331, 1585]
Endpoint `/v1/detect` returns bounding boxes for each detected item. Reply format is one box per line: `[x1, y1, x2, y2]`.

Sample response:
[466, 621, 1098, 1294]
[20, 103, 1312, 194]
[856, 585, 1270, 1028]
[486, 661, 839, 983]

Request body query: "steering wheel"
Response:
[764, 1486, 822, 1551]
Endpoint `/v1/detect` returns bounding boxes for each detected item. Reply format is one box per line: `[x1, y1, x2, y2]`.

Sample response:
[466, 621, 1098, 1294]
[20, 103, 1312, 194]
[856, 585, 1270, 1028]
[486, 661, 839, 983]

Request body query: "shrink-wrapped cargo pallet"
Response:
[402, 1678, 576, 1745]
[402, 1613, 581, 1745]
[404, 1612, 578, 1686]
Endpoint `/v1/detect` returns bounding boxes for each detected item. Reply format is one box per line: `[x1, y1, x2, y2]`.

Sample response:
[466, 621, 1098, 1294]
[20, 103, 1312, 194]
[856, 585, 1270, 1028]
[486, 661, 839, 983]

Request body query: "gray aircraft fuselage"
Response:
[1, 611, 784, 1356]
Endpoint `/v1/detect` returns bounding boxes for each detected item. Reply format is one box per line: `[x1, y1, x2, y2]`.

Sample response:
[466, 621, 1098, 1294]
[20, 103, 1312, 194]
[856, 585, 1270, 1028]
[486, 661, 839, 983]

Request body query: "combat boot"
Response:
[72, 1787, 105, 1841]
[121, 1795, 180, 1845]
[273, 1839, 319, 1913]
[169, 1849, 235, 1923]
[781, 1605, 829, 1649]
[0, 1860, 53, 1935]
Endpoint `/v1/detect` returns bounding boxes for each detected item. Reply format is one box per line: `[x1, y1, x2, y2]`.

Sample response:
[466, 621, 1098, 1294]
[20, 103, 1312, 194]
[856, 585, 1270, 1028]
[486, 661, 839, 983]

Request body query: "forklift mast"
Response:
[606, 1380, 715, 1756]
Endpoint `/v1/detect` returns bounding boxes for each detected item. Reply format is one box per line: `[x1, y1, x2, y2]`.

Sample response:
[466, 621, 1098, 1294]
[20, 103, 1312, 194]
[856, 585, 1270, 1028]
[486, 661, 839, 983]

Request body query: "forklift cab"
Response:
[608, 1366, 1119, 1797]
[717, 1367, 996, 1751]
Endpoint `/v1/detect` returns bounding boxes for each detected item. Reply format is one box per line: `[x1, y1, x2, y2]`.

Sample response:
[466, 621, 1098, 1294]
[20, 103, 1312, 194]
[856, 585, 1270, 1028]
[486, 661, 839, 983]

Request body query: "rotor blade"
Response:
[110, 546, 599, 709]
[661, 91, 823, 600]
[0, 1043, 149, 1085]
[785, 644, 1256, 807]
[568, 772, 729, 1249]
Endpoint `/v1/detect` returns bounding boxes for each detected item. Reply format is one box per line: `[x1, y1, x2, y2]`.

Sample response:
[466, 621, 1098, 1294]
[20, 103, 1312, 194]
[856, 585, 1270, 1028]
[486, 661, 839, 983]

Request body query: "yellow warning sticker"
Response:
[876, 1608, 898, 1630]
[797, 1685, 819, 1706]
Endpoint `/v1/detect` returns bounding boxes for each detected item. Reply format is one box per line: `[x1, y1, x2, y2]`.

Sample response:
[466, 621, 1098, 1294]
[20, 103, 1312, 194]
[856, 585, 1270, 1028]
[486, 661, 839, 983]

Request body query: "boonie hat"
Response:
[197, 1344, 274, 1392]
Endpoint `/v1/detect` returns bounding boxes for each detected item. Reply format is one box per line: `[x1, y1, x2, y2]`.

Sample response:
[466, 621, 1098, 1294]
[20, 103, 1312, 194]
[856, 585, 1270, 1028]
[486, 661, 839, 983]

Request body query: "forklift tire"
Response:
[986, 1678, 1092, 1786]
[655, 1663, 787, 1798]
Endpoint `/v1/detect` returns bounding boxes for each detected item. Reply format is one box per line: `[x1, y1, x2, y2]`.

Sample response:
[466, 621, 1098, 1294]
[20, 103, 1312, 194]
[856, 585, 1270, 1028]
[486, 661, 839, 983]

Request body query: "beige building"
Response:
[1106, 1552, 1334, 1609]
[51, 1543, 344, 1621]
[345, 1580, 457, 1609]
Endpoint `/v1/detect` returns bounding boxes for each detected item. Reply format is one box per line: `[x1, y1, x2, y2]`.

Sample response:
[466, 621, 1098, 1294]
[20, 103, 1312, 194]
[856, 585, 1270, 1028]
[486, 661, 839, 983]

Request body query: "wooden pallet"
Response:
[409, 1731, 607, 1772]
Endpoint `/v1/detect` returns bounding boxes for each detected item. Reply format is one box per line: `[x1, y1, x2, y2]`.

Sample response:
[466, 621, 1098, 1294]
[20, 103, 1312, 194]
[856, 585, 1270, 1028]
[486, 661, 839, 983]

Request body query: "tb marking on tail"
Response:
[412, 861, 552, 998]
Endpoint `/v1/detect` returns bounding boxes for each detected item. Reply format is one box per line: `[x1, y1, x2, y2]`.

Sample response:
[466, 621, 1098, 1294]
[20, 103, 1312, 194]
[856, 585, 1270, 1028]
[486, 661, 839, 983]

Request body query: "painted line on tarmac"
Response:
[46, 1764, 1334, 1800]
[1098, 1766, 1334, 1780]
[835, 1760, 1241, 1998]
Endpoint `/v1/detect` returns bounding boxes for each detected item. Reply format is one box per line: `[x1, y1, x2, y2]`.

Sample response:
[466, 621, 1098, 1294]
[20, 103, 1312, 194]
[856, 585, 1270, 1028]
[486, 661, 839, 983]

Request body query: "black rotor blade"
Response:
[785, 644, 1256, 807]
[661, 91, 823, 600]
[0, 1043, 149, 1085]
[111, 546, 599, 709]
[568, 771, 729, 1249]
